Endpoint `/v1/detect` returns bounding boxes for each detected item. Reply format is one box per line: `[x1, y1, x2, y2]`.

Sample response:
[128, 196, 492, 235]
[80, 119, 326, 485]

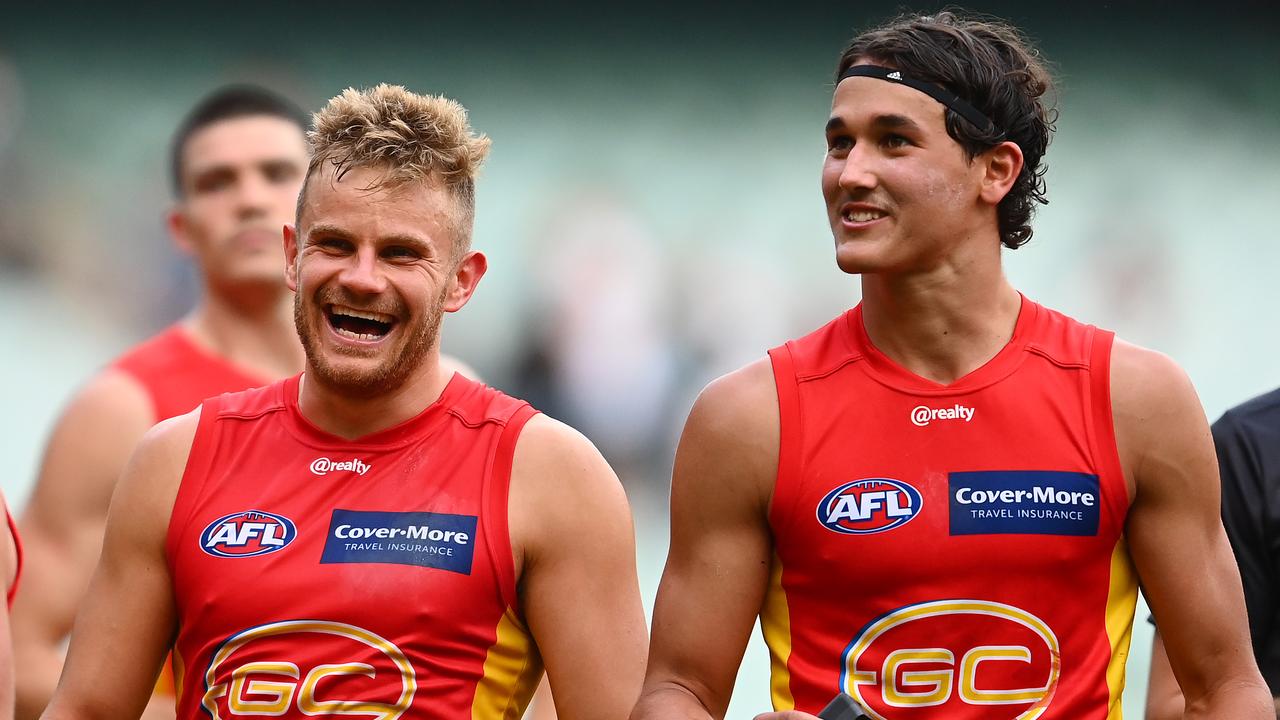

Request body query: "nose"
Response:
[337, 245, 387, 295]
[233, 171, 273, 219]
[838, 145, 879, 193]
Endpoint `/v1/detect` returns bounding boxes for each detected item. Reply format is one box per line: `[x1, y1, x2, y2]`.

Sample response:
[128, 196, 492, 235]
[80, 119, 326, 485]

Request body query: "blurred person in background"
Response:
[633, 10, 1271, 720]
[11, 85, 477, 719]
[1146, 388, 1280, 719]
[39, 84, 645, 720]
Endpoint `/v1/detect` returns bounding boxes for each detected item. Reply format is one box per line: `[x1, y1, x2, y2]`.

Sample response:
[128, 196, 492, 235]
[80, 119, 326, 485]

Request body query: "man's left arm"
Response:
[509, 415, 648, 720]
[1114, 340, 1271, 717]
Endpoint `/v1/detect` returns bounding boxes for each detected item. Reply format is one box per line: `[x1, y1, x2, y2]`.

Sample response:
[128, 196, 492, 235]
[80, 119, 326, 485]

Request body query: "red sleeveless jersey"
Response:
[165, 374, 543, 719]
[762, 296, 1136, 720]
[113, 325, 268, 422]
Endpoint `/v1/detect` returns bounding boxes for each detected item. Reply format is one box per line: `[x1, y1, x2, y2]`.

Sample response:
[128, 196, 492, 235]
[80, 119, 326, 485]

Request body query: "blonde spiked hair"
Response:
[301, 83, 491, 247]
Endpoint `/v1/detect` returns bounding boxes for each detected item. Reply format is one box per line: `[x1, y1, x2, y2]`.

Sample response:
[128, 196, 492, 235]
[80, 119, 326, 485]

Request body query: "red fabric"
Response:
[165, 373, 538, 718]
[5, 503, 21, 608]
[112, 325, 268, 422]
[766, 296, 1129, 718]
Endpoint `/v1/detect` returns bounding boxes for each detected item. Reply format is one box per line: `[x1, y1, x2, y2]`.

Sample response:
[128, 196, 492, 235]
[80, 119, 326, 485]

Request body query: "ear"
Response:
[283, 224, 300, 292]
[167, 207, 195, 256]
[978, 140, 1025, 206]
[443, 250, 488, 313]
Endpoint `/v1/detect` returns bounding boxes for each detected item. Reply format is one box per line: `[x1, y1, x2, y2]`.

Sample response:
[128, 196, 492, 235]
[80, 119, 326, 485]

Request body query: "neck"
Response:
[183, 282, 305, 381]
[858, 240, 1021, 385]
[297, 355, 450, 440]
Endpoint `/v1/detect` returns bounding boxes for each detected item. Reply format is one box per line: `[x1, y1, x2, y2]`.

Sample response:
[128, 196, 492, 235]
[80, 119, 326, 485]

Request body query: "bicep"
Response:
[1119, 350, 1257, 700]
[514, 419, 647, 720]
[43, 414, 191, 719]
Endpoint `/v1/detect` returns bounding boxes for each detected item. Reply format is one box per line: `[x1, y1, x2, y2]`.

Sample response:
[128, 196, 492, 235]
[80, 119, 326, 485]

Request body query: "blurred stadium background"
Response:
[1, 1, 1277, 717]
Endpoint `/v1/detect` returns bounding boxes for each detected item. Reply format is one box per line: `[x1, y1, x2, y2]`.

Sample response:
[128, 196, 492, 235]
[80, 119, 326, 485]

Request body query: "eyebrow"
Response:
[825, 113, 925, 134]
[307, 223, 433, 251]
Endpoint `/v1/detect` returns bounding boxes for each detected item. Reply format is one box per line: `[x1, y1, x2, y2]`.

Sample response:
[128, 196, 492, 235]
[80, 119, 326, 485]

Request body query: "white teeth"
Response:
[335, 327, 382, 341]
[331, 305, 394, 323]
[845, 209, 886, 222]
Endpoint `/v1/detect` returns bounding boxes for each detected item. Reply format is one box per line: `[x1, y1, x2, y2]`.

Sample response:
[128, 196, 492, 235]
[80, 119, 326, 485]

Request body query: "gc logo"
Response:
[201, 620, 416, 719]
[841, 600, 1059, 719]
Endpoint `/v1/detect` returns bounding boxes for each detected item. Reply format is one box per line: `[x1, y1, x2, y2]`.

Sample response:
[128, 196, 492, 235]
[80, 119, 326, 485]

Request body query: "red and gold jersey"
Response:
[166, 374, 542, 719]
[763, 296, 1136, 719]
[113, 324, 270, 696]
[113, 325, 268, 422]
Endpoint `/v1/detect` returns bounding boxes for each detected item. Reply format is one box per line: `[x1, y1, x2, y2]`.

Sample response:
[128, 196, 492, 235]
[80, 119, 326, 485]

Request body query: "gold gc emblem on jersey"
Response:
[201, 620, 416, 719]
[841, 599, 1060, 719]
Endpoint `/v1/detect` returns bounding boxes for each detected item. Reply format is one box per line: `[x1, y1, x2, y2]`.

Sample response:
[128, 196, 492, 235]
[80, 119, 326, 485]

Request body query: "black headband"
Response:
[838, 65, 1003, 139]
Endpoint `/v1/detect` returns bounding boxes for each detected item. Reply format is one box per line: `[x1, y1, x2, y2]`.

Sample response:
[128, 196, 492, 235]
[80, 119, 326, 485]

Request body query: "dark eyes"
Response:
[381, 246, 420, 260]
[313, 237, 354, 253]
[826, 134, 912, 154]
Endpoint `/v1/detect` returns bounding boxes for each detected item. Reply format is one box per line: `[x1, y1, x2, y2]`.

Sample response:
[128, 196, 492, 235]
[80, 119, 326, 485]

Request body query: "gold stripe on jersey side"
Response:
[1104, 536, 1139, 719]
[759, 553, 796, 710]
[471, 607, 543, 719]
[172, 649, 186, 705]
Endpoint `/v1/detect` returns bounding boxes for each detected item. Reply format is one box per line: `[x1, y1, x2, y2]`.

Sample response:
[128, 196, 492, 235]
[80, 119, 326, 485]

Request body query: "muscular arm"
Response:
[632, 359, 778, 720]
[1114, 341, 1272, 718]
[510, 415, 648, 720]
[12, 371, 154, 720]
[40, 411, 194, 720]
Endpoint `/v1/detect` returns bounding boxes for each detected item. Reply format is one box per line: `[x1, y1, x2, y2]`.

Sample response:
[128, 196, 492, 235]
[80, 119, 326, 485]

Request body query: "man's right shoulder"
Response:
[678, 357, 780, 507]
[690, 357, 779, 441]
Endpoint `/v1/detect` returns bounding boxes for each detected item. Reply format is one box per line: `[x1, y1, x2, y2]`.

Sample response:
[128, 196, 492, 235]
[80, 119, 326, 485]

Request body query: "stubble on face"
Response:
[293, 279, 448, 397]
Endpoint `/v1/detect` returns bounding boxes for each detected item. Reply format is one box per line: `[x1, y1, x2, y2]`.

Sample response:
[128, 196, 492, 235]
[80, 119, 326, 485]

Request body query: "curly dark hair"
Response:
[836, 10, 1057, 249]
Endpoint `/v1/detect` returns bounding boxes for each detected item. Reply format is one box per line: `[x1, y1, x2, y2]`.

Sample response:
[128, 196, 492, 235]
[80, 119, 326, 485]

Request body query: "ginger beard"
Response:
[293, 277, 447, 397]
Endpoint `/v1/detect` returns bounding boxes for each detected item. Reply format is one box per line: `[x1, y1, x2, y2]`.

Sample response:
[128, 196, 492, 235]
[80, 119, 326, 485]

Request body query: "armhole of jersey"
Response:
[484, 404, 539, 614]
[1085, 328, 1130, 527]
[768, 344, 803, 535]
[5, 502, 22, 608]
[165, 396, 225, 571]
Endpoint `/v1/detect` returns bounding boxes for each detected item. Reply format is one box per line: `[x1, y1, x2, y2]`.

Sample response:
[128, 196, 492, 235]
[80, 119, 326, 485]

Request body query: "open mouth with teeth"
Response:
[325, 304, 398, 342]
[843, 208, 888, 223]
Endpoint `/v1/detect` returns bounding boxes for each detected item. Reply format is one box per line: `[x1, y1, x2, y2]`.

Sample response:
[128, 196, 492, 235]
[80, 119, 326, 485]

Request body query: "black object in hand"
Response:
[816, 692, 872, 720]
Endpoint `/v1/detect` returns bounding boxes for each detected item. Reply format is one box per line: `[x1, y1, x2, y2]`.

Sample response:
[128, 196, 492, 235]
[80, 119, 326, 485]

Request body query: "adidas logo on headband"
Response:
[839, 65, 1003, 139]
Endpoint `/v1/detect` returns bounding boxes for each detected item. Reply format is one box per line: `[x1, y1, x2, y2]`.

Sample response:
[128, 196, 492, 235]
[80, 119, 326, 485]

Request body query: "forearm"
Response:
[15, 642, 65, 720]
[1183, 678, 1274, 719]
[631, 682, 718, 720]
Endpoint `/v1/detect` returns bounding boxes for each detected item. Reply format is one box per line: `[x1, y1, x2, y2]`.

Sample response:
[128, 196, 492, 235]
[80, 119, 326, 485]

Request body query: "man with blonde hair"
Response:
[41, 84, 646, 720]
[14, 84, 480, 720]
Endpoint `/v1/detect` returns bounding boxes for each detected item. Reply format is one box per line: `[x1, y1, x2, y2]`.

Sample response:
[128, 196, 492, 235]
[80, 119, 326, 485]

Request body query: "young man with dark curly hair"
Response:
[633, 11, 1270, 720]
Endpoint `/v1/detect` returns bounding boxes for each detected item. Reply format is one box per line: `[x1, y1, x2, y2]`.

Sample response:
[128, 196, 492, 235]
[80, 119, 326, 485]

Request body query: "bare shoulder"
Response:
[689, 356, 778, 439]
[510, 413, 623, 502]
[118, 408, 201, 507]
[678, 357, 779, 506]
[1110, 339, 1200, 421]
[23, 368, 156, 525]
[508, 413, 632, 577]
[1109, 338, 1212, 502]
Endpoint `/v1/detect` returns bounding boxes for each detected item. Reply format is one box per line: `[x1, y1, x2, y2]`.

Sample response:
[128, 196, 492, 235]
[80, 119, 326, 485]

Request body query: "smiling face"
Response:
[171, 115, 308, 289]
[286, 164, 486, 397]
[821, 69, 994, 275]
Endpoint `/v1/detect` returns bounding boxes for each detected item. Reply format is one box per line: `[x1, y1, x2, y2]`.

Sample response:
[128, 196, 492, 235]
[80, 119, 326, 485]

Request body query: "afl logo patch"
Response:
[200, 510, 298, 558]
[818, 478, 923, 535]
